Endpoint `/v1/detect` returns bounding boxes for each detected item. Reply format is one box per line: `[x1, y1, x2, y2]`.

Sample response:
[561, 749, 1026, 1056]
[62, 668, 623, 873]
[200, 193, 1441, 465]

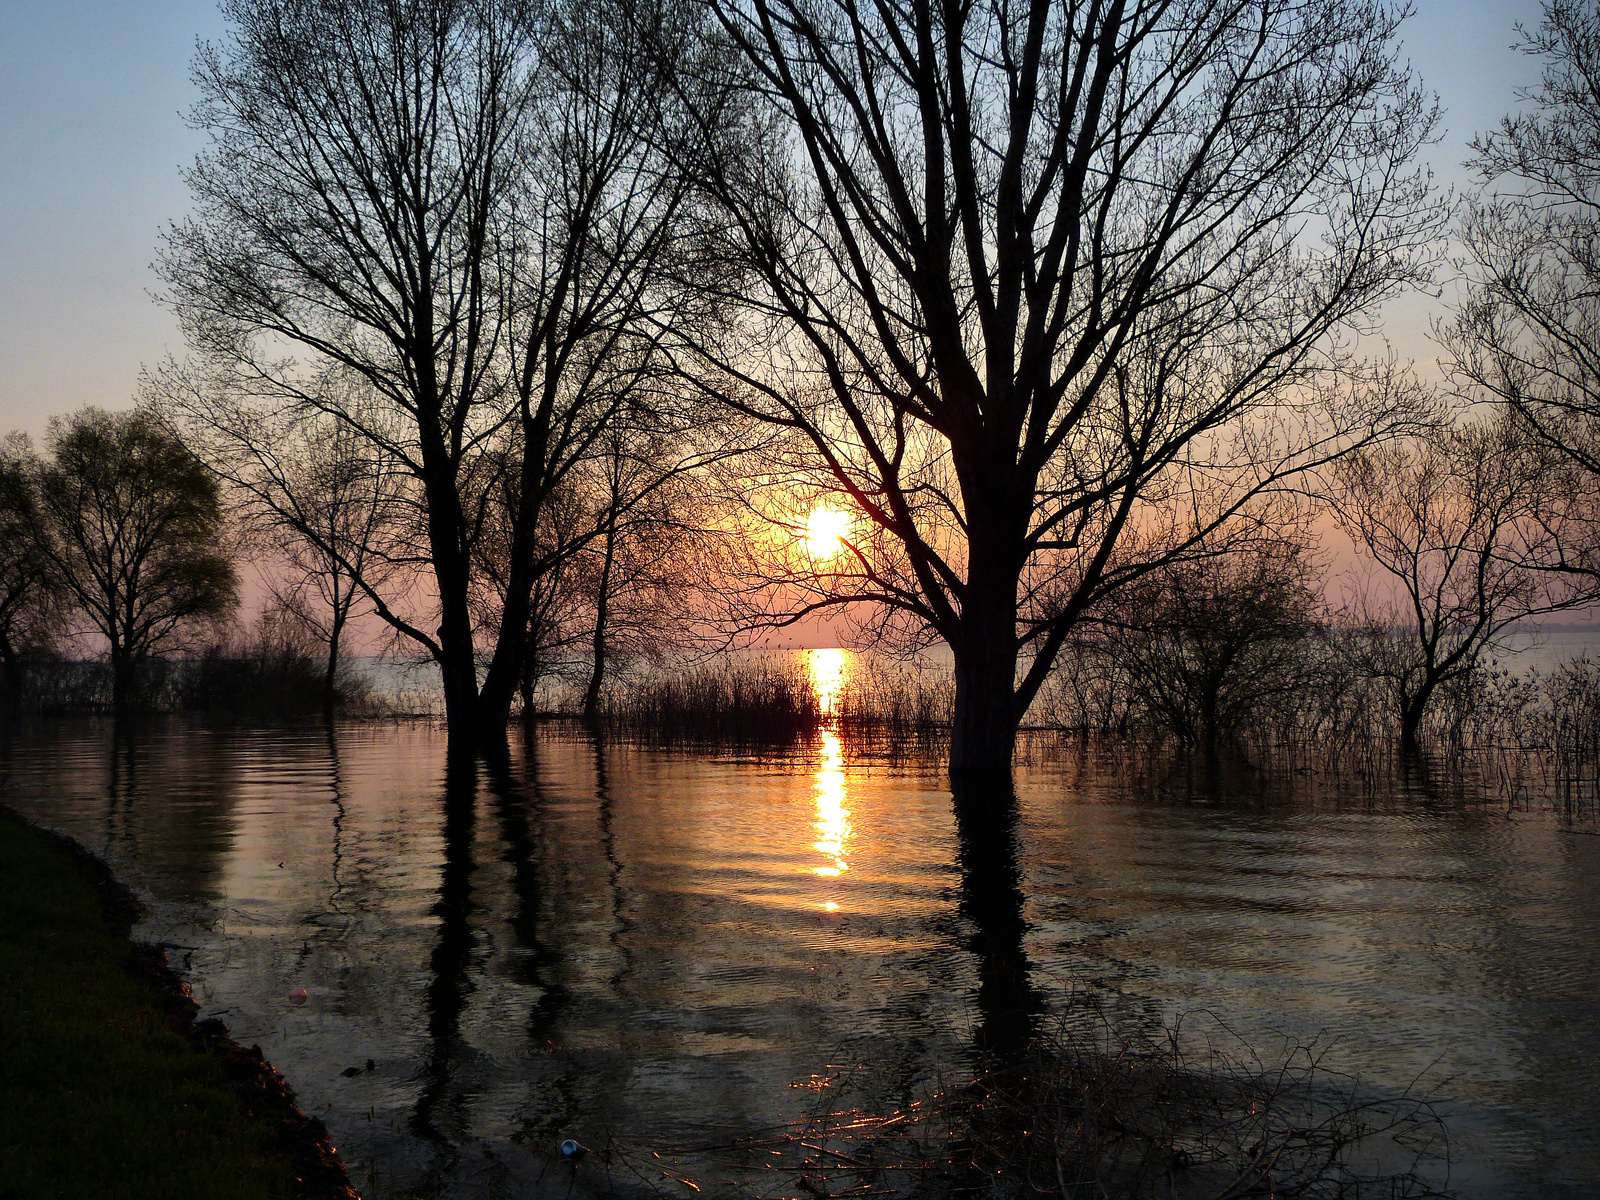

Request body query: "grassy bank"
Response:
[0, 811, 309, 1199]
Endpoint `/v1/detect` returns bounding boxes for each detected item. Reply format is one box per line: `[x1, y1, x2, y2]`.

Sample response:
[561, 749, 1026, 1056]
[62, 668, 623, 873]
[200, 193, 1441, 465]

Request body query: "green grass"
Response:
[0, 811, 297, 1200]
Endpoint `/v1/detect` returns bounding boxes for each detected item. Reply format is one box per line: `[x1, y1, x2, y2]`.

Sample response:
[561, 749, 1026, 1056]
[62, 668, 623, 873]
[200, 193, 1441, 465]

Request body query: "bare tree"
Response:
[152, 369, 415, 712]
[1329, 417, 1592, 751]
[577, 399, 745, 718]
[267, 427, 403, 712]
[34, 408, 237, 714]
[251, 414, 403, 711]
[473, 0, 715, 726]
[159, 0, 701, 754]
[1443, 1, 1600, 487]
[663, 0, 1444, 779]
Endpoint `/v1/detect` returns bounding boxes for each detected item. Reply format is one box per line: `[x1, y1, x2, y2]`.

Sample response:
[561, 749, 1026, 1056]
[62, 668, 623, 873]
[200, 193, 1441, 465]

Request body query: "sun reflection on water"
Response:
[813, 729, 850, 879]
[806, 648, 854, 901]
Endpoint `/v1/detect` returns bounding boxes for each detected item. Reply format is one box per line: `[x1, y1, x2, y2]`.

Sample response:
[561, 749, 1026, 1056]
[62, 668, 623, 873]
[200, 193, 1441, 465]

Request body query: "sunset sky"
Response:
[0, 0, 1550, 441]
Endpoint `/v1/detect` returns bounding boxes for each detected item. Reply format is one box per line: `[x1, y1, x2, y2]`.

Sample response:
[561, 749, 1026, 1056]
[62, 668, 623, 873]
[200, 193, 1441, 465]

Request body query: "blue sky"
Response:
[0, 0, 1550, 440]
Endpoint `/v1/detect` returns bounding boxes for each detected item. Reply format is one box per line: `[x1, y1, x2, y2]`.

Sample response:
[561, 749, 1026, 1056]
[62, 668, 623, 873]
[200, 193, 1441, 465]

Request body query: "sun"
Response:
[803, 505, 852, 559]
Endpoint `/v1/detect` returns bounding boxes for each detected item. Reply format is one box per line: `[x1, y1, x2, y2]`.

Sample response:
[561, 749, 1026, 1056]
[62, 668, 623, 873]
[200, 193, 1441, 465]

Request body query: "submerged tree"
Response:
[666, 0, 1444, 780]
[265, 423, 403, 712]
[576, 401, 741, 719]
[1330, 417, 1591, 752]
[35, 408, 236, 714]
[1101, 537, 1323, 750]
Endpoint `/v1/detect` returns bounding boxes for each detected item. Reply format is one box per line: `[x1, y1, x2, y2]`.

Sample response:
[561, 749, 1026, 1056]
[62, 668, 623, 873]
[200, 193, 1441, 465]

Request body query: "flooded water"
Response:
[3, 651, 1599, 1199]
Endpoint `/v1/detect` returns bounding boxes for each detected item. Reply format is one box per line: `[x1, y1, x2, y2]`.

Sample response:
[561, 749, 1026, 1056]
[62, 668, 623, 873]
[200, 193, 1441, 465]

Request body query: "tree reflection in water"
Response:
[951, 776, 1042, 1066]
[592, 733, 636, 995]
[409, 755, 479, 1144]
[491, 729, 574, 1145]
[320, 723, 349, 940]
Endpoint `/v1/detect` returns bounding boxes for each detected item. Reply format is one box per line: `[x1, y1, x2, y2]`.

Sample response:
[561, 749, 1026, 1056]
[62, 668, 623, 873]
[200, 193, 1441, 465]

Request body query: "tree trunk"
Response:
[409, 343, 481, 759]
[323, 607, 345, 717]
[433, 556, 480, 760]
[948, 438, 1029, 781]
[582, 617, 606, 721]
[949, 561, 1021, 778]
[582, 528, 617, 722]
[477, 564, 533, 731]
[417, 437, 479, 759]
[110, 651, 134, 716]
[518, 645, 537, 721]
[477, 394, 556, 733]
[1400, 683, 1433, 754]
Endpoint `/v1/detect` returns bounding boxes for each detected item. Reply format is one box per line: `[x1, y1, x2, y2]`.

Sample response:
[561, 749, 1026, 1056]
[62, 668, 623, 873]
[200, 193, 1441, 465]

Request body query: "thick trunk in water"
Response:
[949, 565, 1021, 779]
[1400, 686, 1432, 754]
[439, 655, 479, 763]
[414, 355, 483, 758]
[110, 651, 134, 716]
[477, 600, 528, 734]
[420, 494, 480, 759]
[947, 457, 1027, 781]
[950, 647, 1019, 776]
[433, 567, 479, 762]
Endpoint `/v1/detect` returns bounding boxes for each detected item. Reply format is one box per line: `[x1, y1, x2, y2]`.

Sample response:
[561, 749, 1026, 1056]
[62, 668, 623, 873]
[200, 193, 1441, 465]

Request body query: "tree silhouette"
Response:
[35, 409, 236, 714]
[161, 0, 704, 752]
[1444, 1, 1600, 499]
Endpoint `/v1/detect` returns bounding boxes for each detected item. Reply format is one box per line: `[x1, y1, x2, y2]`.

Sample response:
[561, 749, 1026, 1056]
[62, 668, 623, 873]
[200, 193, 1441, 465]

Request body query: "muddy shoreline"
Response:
[1, 803, 360, 1200]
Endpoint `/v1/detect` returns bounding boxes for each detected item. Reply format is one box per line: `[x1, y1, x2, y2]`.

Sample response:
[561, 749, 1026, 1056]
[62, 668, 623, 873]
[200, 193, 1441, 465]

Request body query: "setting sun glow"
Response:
[803, 505, 852, 559]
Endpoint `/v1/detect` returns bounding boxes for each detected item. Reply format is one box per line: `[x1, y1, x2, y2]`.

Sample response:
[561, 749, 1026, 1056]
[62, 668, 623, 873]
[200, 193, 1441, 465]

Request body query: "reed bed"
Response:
[598, 660, 825, 746]
[592, 654, 953, 753]
[581, 643, 1600, 812]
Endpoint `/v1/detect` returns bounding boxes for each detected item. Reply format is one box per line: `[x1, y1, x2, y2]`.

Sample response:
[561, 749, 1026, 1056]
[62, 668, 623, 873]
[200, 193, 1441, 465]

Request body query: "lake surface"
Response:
[3, 654, 1599, 1198]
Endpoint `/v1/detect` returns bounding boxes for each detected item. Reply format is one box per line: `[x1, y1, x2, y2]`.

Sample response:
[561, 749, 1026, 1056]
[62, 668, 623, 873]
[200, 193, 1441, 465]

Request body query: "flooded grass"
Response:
[592, 655, 952, 754]
[598, 1013, 1449, 1199]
